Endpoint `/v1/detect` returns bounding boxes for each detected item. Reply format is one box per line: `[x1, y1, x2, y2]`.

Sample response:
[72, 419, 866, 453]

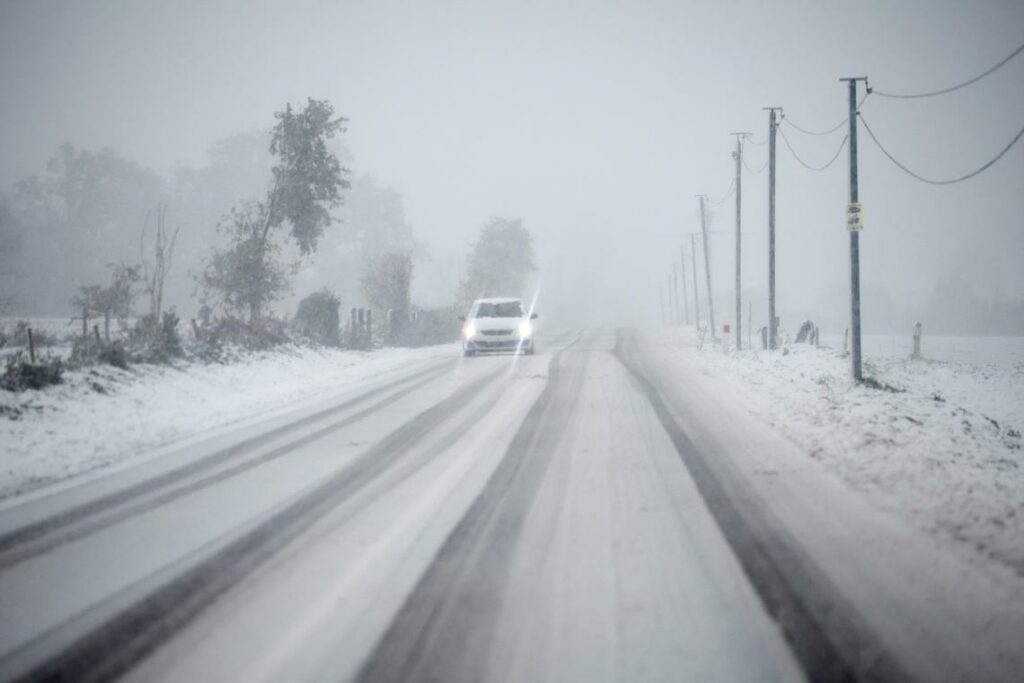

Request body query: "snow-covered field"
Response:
[819, 332, 1024, 366]
[0, 344, 457, 500]
[0, 317, 81, 340]
[661, 329, 1024, 575]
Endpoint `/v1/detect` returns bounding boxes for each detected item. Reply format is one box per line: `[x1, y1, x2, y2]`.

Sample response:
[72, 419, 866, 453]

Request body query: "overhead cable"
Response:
[858, 114, 1024, 185]
[870, 41, 1024, 99]
[709, 178, 735, 206]
[778, 126, 848, 171]
[742, 156, 768, 174]
[782, 92, 871, 136]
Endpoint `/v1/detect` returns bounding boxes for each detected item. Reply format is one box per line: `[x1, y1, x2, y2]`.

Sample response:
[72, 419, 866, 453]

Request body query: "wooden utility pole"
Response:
[679, 246, 690, 325]
[674, 265, 683, 325]
[658, 283, 667, 327]
[689, 233, 701, 328]
[840, 77, 868, 381]
[668, 271, 676, 325]
[697, 195, 716, 339]
[764, 107, 783, 350]
[731, 132, 750, 350]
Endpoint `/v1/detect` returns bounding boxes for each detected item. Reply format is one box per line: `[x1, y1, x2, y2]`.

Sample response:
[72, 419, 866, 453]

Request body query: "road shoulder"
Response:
[621, 330, 1024, 683]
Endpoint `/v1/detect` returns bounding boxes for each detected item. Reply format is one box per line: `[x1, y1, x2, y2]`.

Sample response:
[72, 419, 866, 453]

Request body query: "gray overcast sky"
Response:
[2, 0, 1022, 328]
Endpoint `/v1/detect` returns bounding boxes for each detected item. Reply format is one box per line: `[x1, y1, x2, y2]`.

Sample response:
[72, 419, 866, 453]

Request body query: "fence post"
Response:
[93, 325, 102, 344]
[27, 327, 36, 363]
[191, 318, 201, 340]
[912, 322, 922, 359]
[366, 309, 373, 347]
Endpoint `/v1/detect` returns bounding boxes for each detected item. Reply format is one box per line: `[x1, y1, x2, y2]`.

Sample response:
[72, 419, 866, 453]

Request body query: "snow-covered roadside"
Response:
[656, 329, 1024, 575]
[0, 344, 457, 500]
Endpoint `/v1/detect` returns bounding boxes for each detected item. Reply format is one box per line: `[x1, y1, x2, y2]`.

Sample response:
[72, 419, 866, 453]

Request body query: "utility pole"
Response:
[670, 267, 679, 325]
[658, 283, 666, 327]
[840, 77, 868, 381]
[690, 233, 701, 327]
[697, 195, 716, 339]
[731, 132, 749, 350]
[764, 107, 782, 350]
[666, 273, 673, 325]
[679, 246, 690, 325]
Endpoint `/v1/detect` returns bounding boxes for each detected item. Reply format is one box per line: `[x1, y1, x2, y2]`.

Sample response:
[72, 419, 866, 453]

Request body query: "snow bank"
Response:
[0, 344, 457, 500]
[659, 330, 1024, 575]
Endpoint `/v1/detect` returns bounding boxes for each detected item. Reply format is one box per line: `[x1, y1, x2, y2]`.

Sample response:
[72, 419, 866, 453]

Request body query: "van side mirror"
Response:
[530, 313, 538, 320]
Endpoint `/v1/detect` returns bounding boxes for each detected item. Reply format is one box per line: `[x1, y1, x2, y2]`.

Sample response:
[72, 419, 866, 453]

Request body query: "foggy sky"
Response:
[2, 0, 1022, 332]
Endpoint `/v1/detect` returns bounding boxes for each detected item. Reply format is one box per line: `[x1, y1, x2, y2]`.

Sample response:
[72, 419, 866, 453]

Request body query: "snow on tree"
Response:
[199, 99, 350, 322]
[457, 217, 536, 305]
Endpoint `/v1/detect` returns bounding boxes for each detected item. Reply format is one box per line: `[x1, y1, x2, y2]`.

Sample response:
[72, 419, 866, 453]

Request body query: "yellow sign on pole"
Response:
[847, 202, 863, 232]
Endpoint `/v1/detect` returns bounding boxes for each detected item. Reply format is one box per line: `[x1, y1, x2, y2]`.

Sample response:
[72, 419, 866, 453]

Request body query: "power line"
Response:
[744, 136, 767, 146]
[782, 93, 871, 136]
[858, 113, 1024, 185]
[778, 126, 848, 171]
[870, 40, 1024, 99]
[783, 115, 847, 137]
[708, 178, 735, 206]
[742, 156, 768, 174]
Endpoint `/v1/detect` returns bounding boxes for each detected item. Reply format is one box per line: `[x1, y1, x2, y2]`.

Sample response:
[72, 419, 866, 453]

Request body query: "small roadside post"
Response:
[27, 327, 36, 363]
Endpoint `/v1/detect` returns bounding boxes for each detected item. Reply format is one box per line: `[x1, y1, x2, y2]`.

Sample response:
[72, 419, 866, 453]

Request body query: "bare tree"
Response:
[71, 263, 141, 341]
[140, 202, 180, 328]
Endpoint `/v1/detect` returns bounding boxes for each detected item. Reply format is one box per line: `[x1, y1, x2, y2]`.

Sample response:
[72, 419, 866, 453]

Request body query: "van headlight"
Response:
[463, 322, 477, 339]
[518, 321, 533, 337]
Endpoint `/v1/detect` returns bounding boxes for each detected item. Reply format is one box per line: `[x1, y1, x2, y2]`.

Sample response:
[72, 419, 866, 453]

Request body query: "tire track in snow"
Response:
[355, 335, 589, 683]
[0, 360, 454, 569]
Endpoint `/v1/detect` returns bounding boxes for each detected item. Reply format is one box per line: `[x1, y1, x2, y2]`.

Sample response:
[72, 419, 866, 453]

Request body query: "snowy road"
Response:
[0, 331, 1020, 682]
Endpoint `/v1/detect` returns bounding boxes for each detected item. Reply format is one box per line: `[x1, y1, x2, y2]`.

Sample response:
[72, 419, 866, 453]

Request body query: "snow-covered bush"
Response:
[1, 352, 63, 391]
[129, 309, 183, 363]
[292, 289, 340, 346]
[192, 316, 291, 361]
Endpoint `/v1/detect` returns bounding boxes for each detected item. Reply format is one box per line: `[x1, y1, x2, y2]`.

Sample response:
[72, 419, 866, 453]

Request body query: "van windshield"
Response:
[473, 301, 523, 318]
